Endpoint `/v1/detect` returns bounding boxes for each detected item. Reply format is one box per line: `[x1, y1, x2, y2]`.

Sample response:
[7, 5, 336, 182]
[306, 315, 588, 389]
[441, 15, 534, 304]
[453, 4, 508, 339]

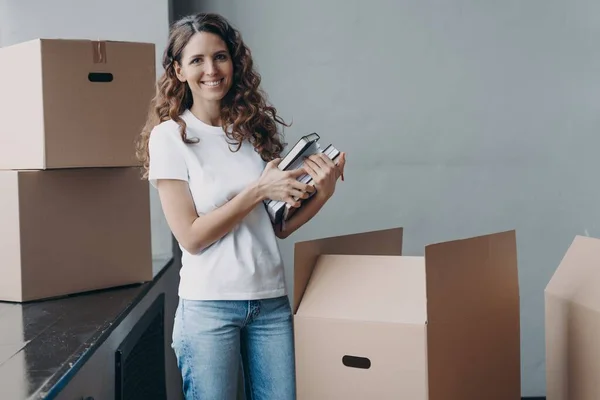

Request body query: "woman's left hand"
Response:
[302, 152, 346, 200]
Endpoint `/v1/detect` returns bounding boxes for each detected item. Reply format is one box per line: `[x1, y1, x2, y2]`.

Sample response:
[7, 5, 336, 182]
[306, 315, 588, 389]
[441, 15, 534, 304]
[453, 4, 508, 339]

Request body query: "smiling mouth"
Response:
[201, 78, 224, 88]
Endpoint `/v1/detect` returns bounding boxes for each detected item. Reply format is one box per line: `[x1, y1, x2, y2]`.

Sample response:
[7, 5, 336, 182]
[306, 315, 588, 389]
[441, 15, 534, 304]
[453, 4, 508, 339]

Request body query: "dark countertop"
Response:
[0, 256, 174, 400]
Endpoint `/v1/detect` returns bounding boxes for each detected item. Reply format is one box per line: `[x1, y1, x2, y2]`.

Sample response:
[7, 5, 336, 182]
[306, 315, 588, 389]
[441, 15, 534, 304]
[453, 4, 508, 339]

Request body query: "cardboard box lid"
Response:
[293, 227, 403, 313]
[2, 37, 154, 49]
[545, 235, 600, 310]
[296, 255, 426, 324]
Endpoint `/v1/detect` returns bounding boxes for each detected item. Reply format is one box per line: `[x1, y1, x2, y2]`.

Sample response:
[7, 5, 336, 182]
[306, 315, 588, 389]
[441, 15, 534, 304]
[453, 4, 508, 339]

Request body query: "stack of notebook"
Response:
[265, 132, 341, 225]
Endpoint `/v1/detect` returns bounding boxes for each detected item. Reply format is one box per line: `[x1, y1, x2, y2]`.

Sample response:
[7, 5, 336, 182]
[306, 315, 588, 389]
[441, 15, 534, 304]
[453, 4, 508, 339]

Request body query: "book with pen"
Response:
[265, 132, 341, 225]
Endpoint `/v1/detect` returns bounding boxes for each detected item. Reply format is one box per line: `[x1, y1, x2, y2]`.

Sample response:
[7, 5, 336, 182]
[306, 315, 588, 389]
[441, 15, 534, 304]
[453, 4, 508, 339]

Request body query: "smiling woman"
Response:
[134, 12, 345, 400]
[136, 13, 289, 164]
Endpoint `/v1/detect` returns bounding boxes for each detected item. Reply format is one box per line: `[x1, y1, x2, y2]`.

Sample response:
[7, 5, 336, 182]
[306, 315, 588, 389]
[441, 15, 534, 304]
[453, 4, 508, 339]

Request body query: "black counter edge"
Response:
[42, 254, 178, 399]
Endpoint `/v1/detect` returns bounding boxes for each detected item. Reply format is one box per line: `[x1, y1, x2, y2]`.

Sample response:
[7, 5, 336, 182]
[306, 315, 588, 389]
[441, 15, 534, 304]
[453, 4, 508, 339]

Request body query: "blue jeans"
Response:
[171, 295, 296, 400]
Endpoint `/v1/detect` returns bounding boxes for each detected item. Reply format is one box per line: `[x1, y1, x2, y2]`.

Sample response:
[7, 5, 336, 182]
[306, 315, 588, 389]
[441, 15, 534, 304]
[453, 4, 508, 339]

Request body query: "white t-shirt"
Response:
[148, 109, 286, 301]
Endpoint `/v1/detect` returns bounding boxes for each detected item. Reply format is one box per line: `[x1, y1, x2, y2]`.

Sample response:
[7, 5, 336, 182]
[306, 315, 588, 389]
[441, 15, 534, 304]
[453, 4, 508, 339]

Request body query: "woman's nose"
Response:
[204, 60, 217, 75]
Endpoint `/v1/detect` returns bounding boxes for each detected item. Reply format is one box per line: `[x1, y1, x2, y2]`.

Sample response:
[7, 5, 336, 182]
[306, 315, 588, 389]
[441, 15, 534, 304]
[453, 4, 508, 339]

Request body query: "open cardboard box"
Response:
[293, 227, 521, 399]
[0, 38, 155, 169]
[545, 235, 600, 400]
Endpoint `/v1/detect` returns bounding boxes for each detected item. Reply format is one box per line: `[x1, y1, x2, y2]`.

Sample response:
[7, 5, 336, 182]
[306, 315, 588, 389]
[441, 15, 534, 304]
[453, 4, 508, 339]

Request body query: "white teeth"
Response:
[203, 79, 222, 87]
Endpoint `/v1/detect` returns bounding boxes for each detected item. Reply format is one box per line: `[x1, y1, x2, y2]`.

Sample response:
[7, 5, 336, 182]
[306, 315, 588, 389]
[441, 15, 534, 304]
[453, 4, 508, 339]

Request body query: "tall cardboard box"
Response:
[293, 228, 521, 400]
[545, 235, 600, 400]
[0, 38, 155, 169]
[0, 167, 153, 302]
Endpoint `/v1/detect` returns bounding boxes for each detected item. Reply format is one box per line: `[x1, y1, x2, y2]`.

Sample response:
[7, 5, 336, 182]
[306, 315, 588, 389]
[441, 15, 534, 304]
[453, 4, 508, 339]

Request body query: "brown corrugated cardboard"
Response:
[0, 167, 153, 302]
[0, 38, 155, 169]
[293, 228, 521, 399]
[545, 235, 600, 400]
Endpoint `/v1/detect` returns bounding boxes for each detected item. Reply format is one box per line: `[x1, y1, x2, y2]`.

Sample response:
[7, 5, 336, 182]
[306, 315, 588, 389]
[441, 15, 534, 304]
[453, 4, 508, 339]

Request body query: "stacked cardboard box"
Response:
[0, 38, 156, 302]
[545, 235, 600, 400]
[292, 227, 522, 399]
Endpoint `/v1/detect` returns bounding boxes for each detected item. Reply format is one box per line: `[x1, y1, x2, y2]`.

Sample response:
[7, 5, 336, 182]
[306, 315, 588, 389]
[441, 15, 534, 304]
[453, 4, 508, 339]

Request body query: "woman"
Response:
[136, 12, 346, 400]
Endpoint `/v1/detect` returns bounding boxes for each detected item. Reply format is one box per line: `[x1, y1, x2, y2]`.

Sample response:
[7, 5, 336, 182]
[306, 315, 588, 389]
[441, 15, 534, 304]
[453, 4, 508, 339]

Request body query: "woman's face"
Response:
[175, 31, 234, 104]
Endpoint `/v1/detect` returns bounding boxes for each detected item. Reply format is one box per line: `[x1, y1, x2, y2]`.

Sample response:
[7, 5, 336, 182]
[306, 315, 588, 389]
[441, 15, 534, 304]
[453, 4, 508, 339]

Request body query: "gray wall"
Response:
[175, 0, 600, 397]
[0, 0, 174, 275]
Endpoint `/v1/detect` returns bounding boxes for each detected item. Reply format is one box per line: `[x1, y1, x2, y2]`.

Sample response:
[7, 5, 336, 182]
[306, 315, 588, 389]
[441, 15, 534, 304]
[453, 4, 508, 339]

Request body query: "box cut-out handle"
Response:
[88, 72, 113, 83]
[342, 355, 371, 369]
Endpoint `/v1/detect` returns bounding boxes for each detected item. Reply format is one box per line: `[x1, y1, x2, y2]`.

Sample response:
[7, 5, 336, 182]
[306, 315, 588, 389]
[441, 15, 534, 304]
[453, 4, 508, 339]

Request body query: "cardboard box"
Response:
[0, 167, 153, 302]
[0, 38, 156, 169]
[545, 235, 600, 400]
[293, 228, 521, 399]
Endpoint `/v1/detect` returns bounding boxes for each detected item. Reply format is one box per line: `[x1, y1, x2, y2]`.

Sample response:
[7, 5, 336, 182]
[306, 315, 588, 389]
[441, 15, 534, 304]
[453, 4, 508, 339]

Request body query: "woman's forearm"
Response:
[187, 181, 264, 253]
[276, 192, 330, 239]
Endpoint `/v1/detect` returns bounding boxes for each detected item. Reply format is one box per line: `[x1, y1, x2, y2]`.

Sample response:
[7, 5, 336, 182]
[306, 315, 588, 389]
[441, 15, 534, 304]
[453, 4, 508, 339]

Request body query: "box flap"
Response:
[545, 235, 600, 310]
[296, 255, 426, 324]
[423, 230, 521, 399]
[293, 227, 403, 313]
[424, 230, 519, 324]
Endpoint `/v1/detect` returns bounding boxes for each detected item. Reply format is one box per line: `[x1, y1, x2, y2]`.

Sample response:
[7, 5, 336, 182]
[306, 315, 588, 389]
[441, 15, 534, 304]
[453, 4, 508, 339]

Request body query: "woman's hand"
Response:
[257, 158, 315, 208]
[302, 152, 346, 200]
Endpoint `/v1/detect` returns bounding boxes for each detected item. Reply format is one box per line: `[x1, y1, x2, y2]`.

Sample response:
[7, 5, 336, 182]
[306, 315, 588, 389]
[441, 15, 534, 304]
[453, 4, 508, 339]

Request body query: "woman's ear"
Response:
[174, 61, 186, 83]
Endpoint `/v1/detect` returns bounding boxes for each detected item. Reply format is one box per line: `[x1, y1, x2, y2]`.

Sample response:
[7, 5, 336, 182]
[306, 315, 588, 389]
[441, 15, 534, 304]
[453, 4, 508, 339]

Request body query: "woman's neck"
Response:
[189, 101, 222, 127]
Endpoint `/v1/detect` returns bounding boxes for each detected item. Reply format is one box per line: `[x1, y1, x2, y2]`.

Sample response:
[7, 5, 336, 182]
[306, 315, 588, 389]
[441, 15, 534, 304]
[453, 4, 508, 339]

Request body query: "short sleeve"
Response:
[148, 126, 189, 188]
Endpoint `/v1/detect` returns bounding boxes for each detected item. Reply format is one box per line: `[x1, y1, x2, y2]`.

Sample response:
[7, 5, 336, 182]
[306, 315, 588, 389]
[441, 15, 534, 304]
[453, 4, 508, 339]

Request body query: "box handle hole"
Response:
[88, 72, 113, 83]
[342, 355, 371, 369]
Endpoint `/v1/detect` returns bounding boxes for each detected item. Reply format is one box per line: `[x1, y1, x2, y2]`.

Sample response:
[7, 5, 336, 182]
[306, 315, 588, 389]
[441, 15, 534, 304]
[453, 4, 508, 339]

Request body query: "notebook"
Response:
[265, 133, 341, 225]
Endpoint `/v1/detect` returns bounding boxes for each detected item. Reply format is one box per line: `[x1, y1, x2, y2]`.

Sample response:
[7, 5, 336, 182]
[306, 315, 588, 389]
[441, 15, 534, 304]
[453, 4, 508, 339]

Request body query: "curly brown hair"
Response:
[136, 12, 288, 178]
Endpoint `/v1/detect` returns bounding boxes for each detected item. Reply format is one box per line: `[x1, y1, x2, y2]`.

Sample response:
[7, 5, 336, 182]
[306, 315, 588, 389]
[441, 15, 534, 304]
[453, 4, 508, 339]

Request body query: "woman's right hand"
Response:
[257, 158, 315, 208]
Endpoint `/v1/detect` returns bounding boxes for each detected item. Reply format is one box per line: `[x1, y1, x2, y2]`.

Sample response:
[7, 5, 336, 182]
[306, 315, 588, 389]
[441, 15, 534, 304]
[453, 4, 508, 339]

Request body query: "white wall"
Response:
[0, 0, 173, 276]
[176, 0, 600, 396]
